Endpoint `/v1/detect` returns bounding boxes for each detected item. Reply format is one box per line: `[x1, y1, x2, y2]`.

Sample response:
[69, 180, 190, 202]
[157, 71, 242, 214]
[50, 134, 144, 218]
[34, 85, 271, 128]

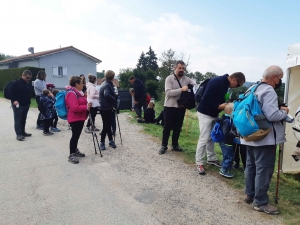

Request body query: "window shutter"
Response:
[63, 67, 67, 76]
[52, 67, 58, 76]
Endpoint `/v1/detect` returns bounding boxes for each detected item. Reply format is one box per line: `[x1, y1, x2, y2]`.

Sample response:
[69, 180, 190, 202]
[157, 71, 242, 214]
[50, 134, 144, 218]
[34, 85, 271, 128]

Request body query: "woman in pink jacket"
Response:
[65, 76, 91, 164]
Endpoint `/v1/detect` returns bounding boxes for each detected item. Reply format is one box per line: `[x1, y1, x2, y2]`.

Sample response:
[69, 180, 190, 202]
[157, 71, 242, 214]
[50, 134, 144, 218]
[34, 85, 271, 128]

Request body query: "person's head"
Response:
[42, 89, 50, 96]
[88, 73, 97, 84]
[22, 70, 32, 82]
[129, 88, 135, 96]
[36, 70, 46, 80]
[228, 72, 245, 88]
[128, 76, 135, 84]
[52, 89, 59, 97]
[79, 74, 86, 84]
[105, 70, 115, 81]
[262, 65, 283, 89]
[69, 76, 83, 91]
[224, 103, 234, 115]
[174, 60, 185, 77]
[148, 102, 155, 109]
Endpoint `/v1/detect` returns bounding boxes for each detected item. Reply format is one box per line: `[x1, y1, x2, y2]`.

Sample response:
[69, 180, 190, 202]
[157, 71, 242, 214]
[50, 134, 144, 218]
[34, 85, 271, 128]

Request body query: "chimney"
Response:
[28, 47, 34, 54]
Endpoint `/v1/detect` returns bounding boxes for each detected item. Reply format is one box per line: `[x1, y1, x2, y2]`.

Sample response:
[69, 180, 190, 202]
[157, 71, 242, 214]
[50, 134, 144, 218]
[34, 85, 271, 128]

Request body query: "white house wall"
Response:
[39, 49, 97, 89]
[18, 60, 39, 68]
[0, 65, 9, 69]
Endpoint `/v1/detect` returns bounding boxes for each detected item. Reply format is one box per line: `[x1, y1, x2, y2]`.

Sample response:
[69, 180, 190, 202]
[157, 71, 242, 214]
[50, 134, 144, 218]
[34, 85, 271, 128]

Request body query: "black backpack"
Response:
[174, 75, 196, 110]
[195, 79, 210, 103]
[4, 79, 18, 100]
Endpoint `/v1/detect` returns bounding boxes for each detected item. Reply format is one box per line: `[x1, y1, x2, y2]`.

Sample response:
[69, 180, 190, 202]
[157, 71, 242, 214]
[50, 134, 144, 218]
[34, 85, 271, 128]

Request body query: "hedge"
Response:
[0, 67, 45, 98]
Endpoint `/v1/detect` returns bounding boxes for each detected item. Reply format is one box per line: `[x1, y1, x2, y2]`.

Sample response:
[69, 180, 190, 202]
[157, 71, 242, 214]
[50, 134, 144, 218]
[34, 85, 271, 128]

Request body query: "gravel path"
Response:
[0, 98, 283, 225]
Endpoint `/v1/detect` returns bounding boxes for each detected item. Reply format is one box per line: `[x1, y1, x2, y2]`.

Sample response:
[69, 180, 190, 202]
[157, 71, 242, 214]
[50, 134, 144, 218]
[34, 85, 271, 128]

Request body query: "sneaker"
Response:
[196, 165, 206, 175]
[207, 160, 222, 168]
[22, 132, 32, 137]
[51, 127, 61, 132]
[68, 153, 79, 164]
[159, 146, 167, 155]
[219, 168, 234, 178]
[36, 125, 44, 130]
[109, 140, 117, 148]
[43, 132, 54, 136]
[85, 127, 93, 133]
[244, 194, 254, 204]
[100, 142, 106, 150]
[74, 149, 85, 157]
[172, 146, 184, 152]
[252, 203, 279, 215]
[16, 135, 25, 141]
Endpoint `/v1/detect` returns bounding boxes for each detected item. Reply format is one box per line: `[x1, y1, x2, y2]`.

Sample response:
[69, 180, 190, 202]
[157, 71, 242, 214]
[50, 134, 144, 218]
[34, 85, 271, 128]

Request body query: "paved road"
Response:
[0, 98, 283, 225]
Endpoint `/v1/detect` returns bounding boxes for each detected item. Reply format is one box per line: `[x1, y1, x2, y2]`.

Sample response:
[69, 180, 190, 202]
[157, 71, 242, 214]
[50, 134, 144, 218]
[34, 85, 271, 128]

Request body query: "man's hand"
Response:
[181, 86, 188, 92]
[13, 101, 19, 106]
[218, 103, 227, 110]
[280, 106, 289, 113]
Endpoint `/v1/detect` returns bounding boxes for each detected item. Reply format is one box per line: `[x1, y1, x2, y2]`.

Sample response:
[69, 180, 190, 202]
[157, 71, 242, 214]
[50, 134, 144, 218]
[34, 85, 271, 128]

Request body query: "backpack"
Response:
[55, 90, 76, 120]
[4, 79, 18, 100]
[38, 100, 46, 114]
[174, 75, 196, 110]
[195, 79, 210, 103]
[211, 117, 230, 142]
[232, 82, 271, 141]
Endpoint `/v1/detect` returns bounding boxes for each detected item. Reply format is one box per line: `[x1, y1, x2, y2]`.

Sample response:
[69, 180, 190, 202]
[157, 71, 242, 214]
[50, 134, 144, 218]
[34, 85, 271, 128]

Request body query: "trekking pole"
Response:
[89, 113, 103, 157]
[115, 111, 123, 146]
[113, 109, 116, 143]
[275, 143, 282, 204]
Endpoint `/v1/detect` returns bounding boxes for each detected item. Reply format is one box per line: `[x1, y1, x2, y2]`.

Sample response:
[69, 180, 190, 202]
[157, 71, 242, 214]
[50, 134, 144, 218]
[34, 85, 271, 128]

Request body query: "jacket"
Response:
[10, 78, 31, 106]
[133, 78, 146, 100]
[99, 80, 117, 110]
[219, 114, 238, 145]
[34, 79, 46, 96]
[144, 108, 155, 123]
[197, 74, 230, 118]
[40, 95, 56, 119]
[65, 86, 88, 123]
[240, 83, 287, 146]
[86, 82, 100, 107]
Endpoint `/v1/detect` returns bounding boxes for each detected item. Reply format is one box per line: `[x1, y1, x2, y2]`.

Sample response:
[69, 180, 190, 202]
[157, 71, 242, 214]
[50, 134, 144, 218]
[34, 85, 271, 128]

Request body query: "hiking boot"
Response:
[159, 146, 167, 155]
[74, 149, 85, 157]
[207, 160, 222, 168]
[36, 125, 44, 130]
[85, 127, 93, 133]
[68, 153, 79, 164]
[43, 132, 54, 136]
[196, 165, 206, 175]
[100, 142, 106, 150]
[51, 127, 61, 132]
[109, 140, 117, 148]
[252, 203, 279, 215]
[172, 146, 184, 152]
[244, 194, 254, 204]
[22, 132, 32, 137]
[219, 168, 234, 178]
[16, 135, 25, 141]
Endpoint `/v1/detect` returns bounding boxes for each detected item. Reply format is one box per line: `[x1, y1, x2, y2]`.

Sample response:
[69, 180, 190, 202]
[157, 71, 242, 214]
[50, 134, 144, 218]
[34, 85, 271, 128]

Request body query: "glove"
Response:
[233, 137, 240, 144]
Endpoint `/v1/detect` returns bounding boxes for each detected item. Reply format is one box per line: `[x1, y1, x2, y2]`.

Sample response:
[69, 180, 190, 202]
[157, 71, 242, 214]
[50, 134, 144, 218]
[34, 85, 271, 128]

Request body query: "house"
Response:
[0, 46, 101, 89]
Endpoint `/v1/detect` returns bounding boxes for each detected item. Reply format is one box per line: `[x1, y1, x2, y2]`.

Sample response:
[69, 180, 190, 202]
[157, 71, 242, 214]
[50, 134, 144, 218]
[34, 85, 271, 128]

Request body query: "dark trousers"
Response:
[43, 118, 51, 133]
[51, 114, 58, 128]
[86, 107, 98, 127]
[111, 110, 116, 135]
[69, 121, 84, 154]
[12, 103, 30, 136]
[234, 144, 247, 169]
[155, 111, 164, 126]
[134, 96, 147, 118]
[100, 109, 113, 142]
[162, 107, 186, 147]
[245, 145, 276, 206]
[35, 96, 43, 126]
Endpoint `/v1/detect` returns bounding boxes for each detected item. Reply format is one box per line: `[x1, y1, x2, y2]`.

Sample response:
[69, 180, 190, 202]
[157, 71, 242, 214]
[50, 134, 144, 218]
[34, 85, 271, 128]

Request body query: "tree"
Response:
[136, 52, 148, 71]
[97, 70, 105, 79]
[203, 72, 217, 80]
[0, 53, 14, 61]
[145, 46, 158, 71]
[118, 68, 134, 90]
[158, 49, 177, 80]
[145, 80, 159, 99]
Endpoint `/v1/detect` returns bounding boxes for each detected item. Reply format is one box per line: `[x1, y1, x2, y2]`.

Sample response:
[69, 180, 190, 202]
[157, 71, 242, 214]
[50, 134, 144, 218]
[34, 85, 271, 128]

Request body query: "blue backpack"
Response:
[211, 117, 230, 142]
[232, 82, 271, 140]
[55, 90, 76, 120]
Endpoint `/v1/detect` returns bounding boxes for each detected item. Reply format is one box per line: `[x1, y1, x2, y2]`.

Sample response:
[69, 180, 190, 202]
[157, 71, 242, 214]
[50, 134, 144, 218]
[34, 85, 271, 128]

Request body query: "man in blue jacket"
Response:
[195, 72, 245, 175]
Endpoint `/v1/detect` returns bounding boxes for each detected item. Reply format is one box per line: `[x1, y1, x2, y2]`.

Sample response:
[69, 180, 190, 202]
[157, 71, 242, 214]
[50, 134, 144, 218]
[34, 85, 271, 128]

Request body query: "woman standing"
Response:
[65, 76, 91, 164]
[85, 74, 100, 133]
[79, 74, 87, 94]
[99, 70, 117, 150]
[34, 70, 47, 130]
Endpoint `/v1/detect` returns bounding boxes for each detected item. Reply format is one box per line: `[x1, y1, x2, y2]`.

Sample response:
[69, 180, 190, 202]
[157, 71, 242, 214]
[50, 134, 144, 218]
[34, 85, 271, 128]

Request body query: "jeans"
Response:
[100, 109, 113, 142]
[220, 143, 234, 170]
[86, 107, 98, 127]
[195, 112, 217, 165]
[162, 107, 186, 147]
[35, 96, 43, 126]
[133, 96, 147, 118]
[69, 121, 84, 154]
[12, 103, 30, 136]
[245, 145, 276, 206]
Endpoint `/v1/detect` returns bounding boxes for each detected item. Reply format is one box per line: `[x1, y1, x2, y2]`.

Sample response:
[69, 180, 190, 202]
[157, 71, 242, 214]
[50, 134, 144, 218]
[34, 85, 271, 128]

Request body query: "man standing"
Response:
[243, 66, 288, 215]
[129, 76, 147, 119]
[159, 60, 195, 155]
[195, 72, 245, 175]
[10, 70, 32, 141]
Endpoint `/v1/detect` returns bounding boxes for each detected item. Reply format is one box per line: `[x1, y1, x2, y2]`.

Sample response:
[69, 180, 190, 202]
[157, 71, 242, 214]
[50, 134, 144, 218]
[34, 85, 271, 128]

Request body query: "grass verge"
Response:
[0, 91, 37, 108]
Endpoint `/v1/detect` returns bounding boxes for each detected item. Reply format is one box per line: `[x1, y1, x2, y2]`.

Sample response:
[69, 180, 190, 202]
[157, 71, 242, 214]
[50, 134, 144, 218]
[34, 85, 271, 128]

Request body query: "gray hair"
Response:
[224, 103, 234, 114]
[263, 65, 283, 78]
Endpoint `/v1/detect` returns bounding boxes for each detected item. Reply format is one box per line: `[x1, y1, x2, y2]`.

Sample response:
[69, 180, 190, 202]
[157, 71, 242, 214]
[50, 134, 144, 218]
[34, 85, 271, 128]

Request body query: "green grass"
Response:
[0, 91, 37, 108]
[129, 100, 300, 225]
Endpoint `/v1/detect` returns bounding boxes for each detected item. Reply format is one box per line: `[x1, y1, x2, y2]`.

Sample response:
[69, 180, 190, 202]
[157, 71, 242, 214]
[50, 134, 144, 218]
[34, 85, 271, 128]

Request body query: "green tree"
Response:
[146, 46, 158, 71]
[0, 53, 14, 61]
[145, 80, 159, 99]
[136, 52, 148, 71]
[118, 68, 134, 90]
[158, 49, 177, 80]
[97, 70, 105, 79]
[230, 86, 248, 101]
[203, 72, 217, 80]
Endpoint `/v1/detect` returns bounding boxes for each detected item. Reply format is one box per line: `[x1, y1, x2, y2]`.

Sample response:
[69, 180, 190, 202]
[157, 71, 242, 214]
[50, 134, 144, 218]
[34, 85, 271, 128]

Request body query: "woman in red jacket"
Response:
[65, 76, 91, 164]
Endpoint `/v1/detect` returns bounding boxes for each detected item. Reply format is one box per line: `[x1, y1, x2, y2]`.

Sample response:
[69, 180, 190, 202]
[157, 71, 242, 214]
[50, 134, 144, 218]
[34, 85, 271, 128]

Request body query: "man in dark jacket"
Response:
[10, 70, 32, 141]
[129, 76, 147, 119]
[195, 72, 245, 175]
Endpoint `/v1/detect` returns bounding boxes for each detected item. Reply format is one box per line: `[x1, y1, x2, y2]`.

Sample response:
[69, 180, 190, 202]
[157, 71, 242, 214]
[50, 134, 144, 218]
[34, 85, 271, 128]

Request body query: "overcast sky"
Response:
[1, 0, 300, 82]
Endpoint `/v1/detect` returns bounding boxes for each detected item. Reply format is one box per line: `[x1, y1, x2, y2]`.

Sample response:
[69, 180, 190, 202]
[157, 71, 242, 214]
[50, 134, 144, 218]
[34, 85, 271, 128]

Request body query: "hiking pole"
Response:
[115, 110, 123, 146]
[275, 143, 282, 204]
[88, 113, 103, 157]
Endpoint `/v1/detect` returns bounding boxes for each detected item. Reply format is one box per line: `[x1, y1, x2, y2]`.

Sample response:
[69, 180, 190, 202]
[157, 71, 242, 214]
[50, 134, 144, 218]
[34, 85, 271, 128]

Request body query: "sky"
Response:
[1, 0, 300, 82]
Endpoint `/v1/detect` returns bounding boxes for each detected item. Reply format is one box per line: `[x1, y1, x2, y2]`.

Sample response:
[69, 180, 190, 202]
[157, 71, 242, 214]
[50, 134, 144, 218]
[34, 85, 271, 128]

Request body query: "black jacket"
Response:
[144, 108, 155, 123]
[99, 80, 117, 110]
[219, 114, 238, 145]
[133, 78, 146, 100]
[197, 74, 230, 117]
[10, 78, 31, 106]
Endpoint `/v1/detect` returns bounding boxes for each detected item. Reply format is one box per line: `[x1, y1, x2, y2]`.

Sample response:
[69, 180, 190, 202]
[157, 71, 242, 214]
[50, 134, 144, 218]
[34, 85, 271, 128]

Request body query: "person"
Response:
[158, 60, 196, 155]
[218, 103, 239, 178]
[79, 74, 87, 94]
[50, 89, 60, 132]
[146, 93, 151, 106]
[10, 70, 33, 141]
[233, 143, 247, 170]
[128, 76, 147, 119]
[243, 65, 289, 215]
[85, 74, 100, 133]
[195, 72, 245, 175]
[34, 70, 47, 130]
[39, 89, 56, 136]
[99, 70, 117, 150]
[138, 102, 156, 123]
[154, 110, 164, 126]
[65, 76, 92, 164]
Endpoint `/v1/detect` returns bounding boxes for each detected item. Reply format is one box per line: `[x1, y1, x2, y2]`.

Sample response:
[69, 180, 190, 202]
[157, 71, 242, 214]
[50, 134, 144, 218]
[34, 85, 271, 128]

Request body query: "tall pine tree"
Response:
[136, 52, 148, 71]
[146, 46, 158, 71]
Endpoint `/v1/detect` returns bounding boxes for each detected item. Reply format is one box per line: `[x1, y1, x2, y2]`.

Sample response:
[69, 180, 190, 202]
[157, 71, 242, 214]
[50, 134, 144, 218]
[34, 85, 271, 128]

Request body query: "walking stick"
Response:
[275, 143, 282, 204]
[89, 113, 103, 157]
[116, 112, 123, 145]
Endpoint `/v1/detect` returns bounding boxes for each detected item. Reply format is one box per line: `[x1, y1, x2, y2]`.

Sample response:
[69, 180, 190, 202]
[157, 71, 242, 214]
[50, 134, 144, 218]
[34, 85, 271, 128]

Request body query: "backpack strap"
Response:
[174, 74, 182, 88]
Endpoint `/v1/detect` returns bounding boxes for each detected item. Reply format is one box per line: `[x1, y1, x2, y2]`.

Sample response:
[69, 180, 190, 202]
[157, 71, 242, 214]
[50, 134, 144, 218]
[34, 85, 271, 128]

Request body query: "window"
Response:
[53, 66, 67, 77]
